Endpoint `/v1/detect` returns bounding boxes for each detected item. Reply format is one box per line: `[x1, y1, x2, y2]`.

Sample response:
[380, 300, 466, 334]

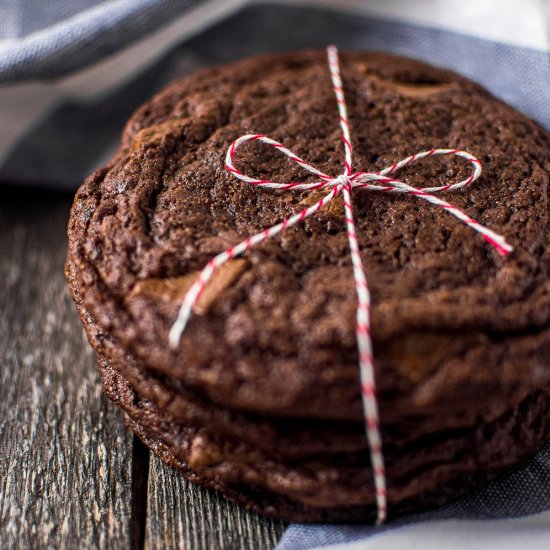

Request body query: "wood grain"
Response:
[0, 190, 137, 549]
[0, 188, 285, 549]
[145, 456, 285, 550]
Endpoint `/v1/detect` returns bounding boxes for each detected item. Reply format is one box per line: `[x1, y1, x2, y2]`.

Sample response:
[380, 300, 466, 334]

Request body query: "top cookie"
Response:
[67, 50, 550, 432]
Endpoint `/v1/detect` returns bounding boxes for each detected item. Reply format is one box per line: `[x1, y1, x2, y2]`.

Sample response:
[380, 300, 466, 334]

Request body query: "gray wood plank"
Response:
[0, 188, 285, 549]
[145, 456, 286, 550]
[0, 191, 137, 549]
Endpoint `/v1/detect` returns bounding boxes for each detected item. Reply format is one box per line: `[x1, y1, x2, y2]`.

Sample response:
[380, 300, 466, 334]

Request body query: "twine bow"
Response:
[169, 46, 512, 524]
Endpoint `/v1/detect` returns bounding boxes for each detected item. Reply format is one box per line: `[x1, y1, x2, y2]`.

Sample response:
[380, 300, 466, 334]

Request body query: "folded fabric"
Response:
[0, 0, 548, 187]
[0, 0, 199, 82]
[278, 442, 550, 550]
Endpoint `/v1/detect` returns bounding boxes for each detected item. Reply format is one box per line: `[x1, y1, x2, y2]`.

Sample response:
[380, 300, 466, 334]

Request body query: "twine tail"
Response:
[169, 184, 343, 348]
[342, 183, 387, 524]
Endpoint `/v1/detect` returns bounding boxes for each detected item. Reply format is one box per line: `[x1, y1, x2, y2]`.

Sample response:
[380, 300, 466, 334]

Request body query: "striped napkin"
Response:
[0, 0, 547, 188]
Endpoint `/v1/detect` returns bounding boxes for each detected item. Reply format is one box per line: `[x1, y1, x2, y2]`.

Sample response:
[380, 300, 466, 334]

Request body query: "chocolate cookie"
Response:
[68, 270, 550, 521]
[66, 49, 550, 521]
[99, 354, 550, 522]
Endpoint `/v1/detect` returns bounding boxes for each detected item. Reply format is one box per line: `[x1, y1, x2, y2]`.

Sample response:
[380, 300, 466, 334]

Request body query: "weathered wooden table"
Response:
[0, 187, 286, 549]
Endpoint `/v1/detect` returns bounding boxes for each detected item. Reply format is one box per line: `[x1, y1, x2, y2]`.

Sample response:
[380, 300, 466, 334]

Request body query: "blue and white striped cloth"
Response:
[1, 0, 548, 189]
[2, 1, 549, 548]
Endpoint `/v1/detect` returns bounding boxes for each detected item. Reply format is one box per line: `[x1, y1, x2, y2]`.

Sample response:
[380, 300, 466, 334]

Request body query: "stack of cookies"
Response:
[66, 50, 550, 522]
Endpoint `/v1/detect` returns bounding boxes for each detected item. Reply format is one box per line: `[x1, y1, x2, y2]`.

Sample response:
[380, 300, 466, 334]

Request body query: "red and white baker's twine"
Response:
[169, 46, 513, 523]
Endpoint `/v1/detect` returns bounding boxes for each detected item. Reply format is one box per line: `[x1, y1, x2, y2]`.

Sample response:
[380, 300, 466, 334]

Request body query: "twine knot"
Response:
[334, 174, 353, 188]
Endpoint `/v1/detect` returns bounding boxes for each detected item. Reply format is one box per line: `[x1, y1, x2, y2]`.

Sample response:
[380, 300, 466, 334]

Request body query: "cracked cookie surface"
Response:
[68, 50, 550, 422]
